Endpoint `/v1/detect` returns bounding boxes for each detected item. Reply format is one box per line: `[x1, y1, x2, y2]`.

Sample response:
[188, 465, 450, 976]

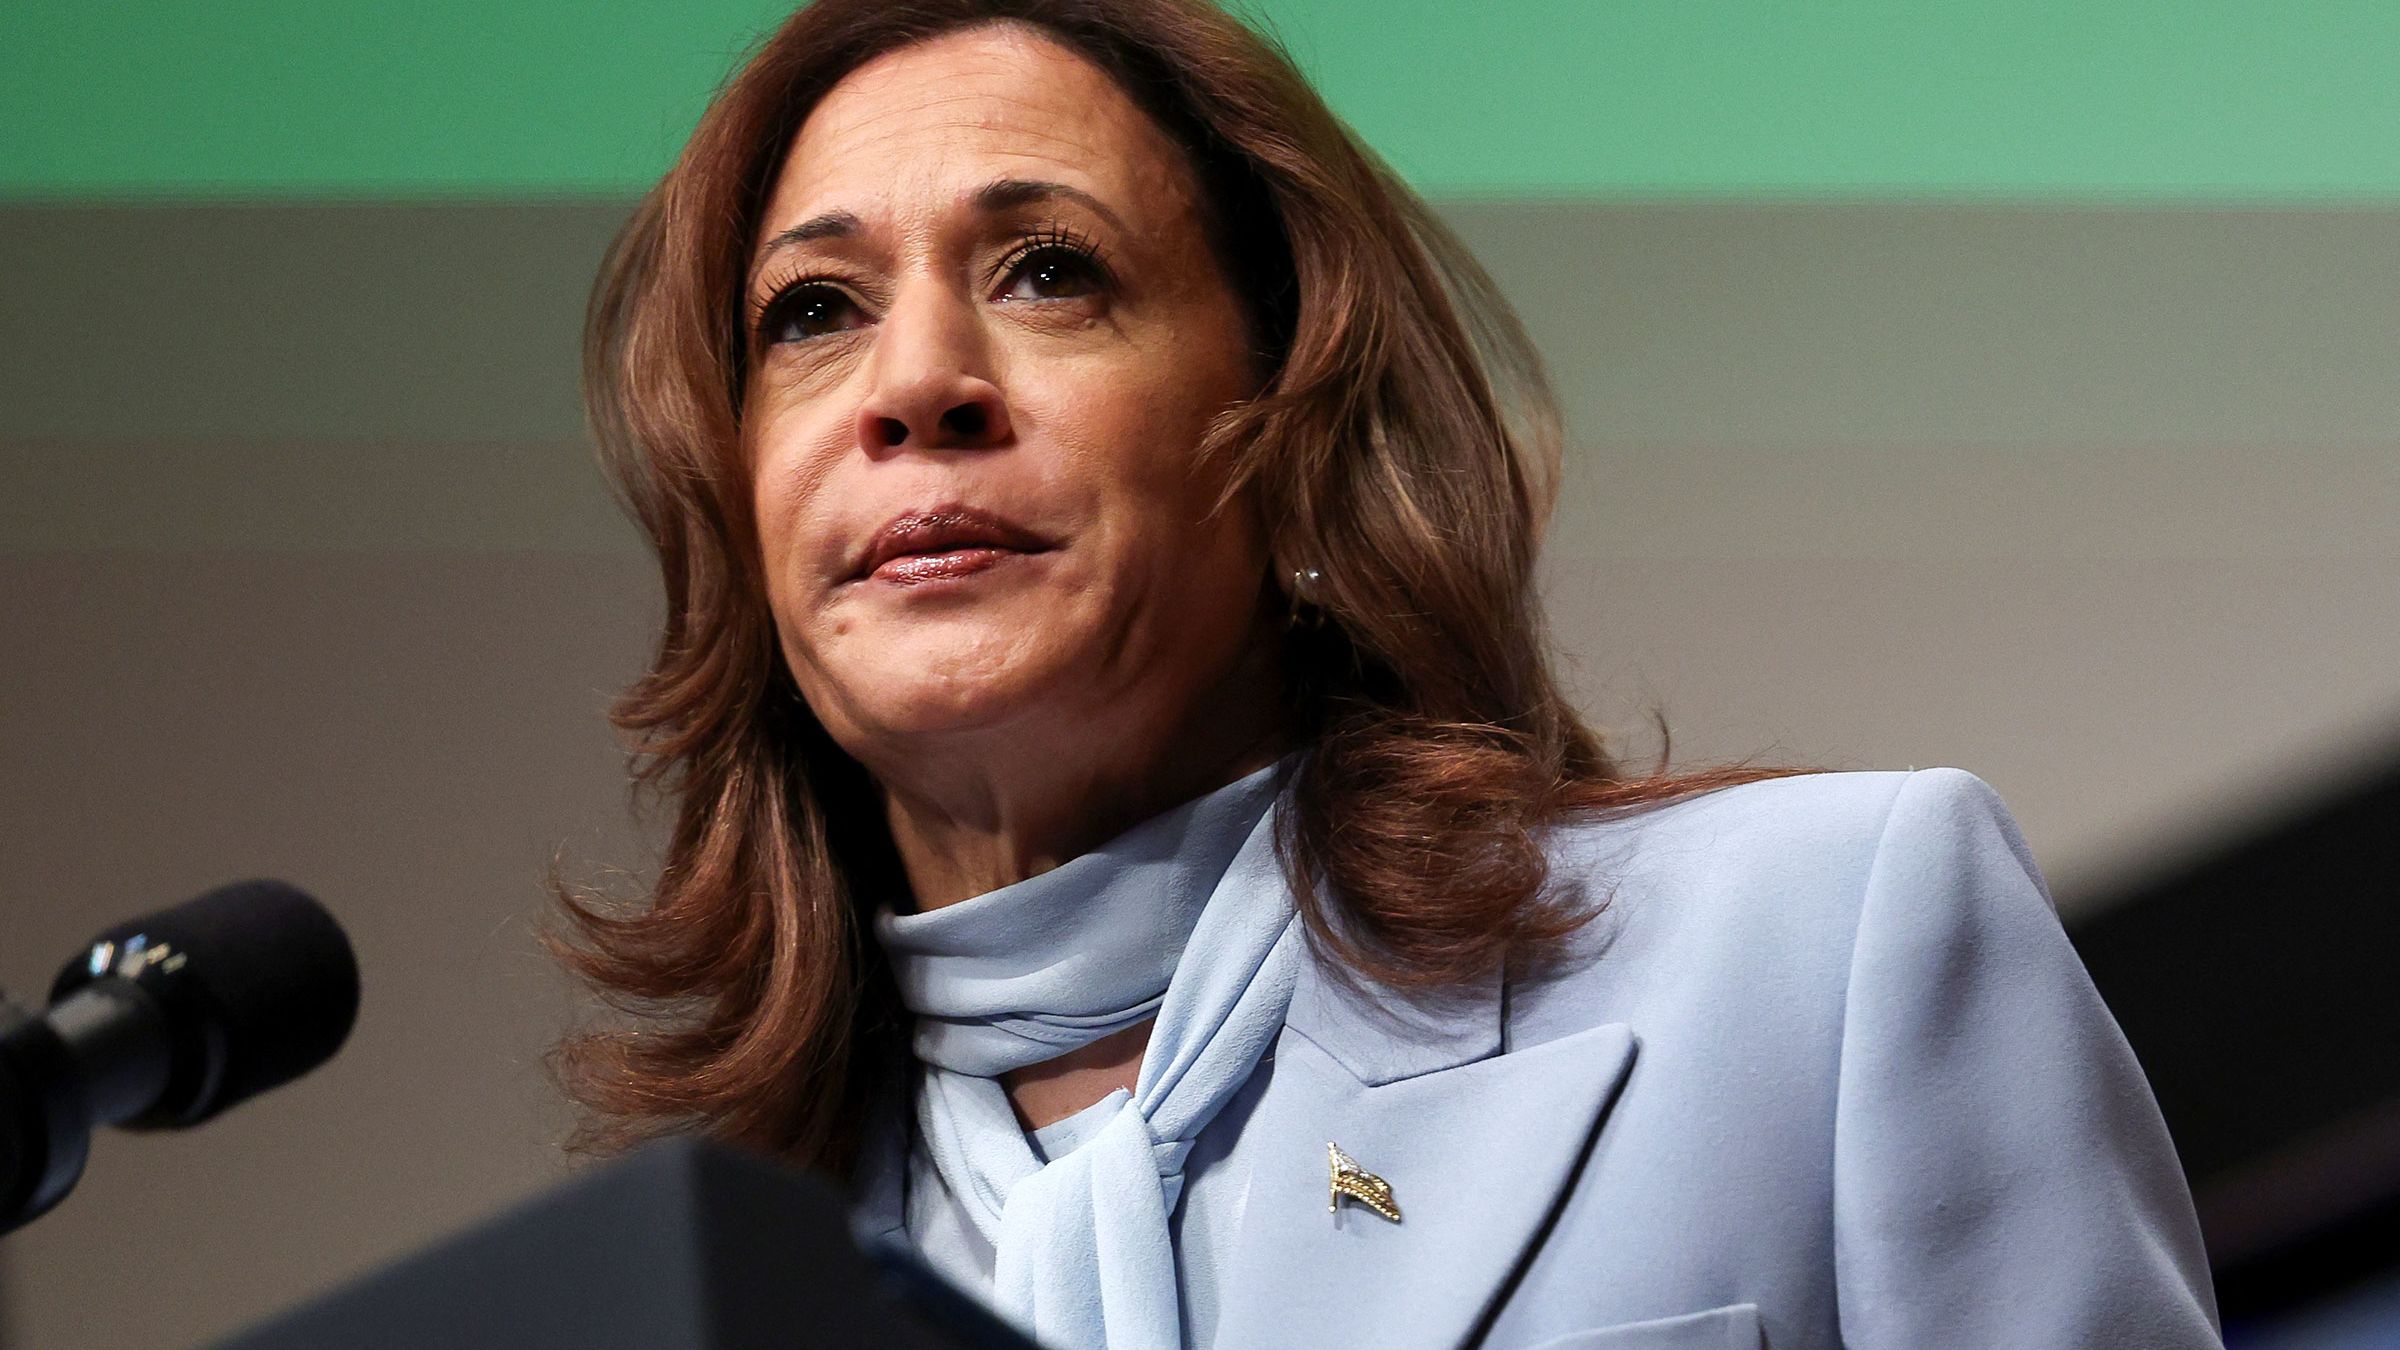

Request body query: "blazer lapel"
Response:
[1210, 959, 1639, 1349]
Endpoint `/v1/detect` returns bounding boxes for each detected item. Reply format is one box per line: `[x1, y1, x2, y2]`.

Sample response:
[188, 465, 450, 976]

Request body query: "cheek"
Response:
[746, 348, 863, 519]
[1038, 405, 1265, 663]
[1020, 341, 1243, 515]
[1012, 334, 1262, 602]
[746, 414, 852, 619]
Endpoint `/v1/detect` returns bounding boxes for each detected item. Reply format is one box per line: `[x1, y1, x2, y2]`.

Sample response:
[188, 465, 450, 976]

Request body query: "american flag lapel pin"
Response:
[1328, 1141, 1402, 1223]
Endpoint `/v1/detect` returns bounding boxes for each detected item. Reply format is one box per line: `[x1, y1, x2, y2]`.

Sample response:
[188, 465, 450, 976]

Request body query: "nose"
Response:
[854, 282, 1012, 454]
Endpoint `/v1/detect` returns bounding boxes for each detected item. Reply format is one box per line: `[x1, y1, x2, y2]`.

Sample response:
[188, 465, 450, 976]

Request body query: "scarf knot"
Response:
[875, 764, 1302, 1350]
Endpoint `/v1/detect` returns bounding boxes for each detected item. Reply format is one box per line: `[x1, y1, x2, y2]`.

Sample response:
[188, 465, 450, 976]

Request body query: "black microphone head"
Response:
[47, 880, 358, 1129]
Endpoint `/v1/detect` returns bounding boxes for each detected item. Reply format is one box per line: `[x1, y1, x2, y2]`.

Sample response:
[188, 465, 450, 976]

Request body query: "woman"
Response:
[556, 1, 2222, 1346]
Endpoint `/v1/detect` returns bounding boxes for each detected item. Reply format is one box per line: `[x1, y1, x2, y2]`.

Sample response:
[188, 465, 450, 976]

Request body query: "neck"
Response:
[877, 638, 1287, 910]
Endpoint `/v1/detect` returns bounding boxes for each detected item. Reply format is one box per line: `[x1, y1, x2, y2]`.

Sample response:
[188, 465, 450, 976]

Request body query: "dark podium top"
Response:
[217, 1137, 1032, 1350]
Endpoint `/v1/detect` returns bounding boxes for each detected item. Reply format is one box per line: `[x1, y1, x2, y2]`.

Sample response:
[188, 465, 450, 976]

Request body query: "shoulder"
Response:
[1514, 768, 2054, 1030]
[1571, 761, 2014, 844]
[1549, 765, 2032, 906]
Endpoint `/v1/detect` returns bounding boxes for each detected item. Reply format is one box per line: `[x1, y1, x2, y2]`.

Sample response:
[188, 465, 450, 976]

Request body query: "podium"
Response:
[216, 1138, 1035, 1349]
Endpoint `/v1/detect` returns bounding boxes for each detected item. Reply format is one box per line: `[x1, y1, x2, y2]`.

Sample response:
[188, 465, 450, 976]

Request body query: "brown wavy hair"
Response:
[555, 0, 1784, 1173]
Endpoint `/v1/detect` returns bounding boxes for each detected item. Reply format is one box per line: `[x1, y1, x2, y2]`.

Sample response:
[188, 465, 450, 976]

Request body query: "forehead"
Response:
[762, 24, 1203, 236]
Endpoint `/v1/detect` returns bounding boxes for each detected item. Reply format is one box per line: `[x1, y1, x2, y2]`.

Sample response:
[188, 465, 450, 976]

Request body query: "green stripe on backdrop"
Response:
[5, 1, 2399, 200]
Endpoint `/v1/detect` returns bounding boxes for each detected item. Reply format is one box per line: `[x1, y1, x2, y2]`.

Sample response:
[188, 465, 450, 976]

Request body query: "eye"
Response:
[994, 229, 1111, 304]
[758, 282, 869, 345]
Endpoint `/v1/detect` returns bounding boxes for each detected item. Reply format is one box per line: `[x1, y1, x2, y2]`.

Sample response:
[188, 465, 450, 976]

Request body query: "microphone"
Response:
[0, 879, 359, 1233]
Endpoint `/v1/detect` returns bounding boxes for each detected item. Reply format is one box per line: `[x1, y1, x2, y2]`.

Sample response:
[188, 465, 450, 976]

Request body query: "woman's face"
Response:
[743, 23, 1274, 783]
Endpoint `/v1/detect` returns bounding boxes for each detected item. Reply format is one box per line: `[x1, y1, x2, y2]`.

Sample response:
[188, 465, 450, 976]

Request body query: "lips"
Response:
[849, 506, 1057, 585]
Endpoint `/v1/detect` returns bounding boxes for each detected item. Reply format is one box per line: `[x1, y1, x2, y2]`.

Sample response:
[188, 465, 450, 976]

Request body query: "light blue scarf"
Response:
[875, 762, 1302, 1350]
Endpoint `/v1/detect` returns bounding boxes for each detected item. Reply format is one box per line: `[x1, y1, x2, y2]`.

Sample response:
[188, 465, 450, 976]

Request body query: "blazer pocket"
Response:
[1518, 1302, 1763, 1350]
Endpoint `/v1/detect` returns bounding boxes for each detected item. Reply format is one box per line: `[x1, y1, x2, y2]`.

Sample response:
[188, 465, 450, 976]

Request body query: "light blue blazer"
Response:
[1182, 768, 2220, 1348]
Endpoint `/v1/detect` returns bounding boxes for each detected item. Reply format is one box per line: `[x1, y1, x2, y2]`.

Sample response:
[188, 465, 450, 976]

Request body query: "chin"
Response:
[808, 621, 1096, 746]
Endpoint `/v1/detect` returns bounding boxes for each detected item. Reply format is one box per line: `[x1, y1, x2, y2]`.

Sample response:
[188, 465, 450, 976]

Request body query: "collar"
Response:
[874, 761, 1285, 1077]
[1280, 917, 1507, 1087]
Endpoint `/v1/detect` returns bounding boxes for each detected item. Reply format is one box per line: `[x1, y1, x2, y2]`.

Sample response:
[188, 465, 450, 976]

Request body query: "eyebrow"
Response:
[972, 177, 1128, 234]
[758, 209, 863, 252]
[749, 177, 1130, 272]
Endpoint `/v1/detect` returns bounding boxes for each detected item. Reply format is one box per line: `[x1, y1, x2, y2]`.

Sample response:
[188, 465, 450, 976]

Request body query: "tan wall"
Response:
[3, 201, 2396, 1346]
